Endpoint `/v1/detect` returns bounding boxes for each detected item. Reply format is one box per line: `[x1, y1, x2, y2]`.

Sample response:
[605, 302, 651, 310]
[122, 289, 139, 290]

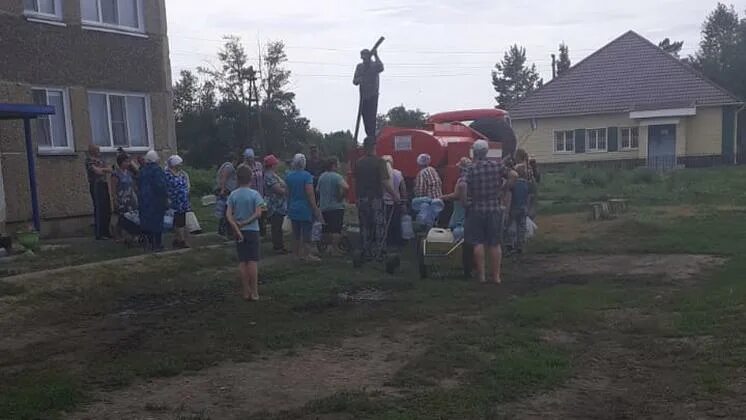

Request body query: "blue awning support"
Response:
[0, 103, 55, 232]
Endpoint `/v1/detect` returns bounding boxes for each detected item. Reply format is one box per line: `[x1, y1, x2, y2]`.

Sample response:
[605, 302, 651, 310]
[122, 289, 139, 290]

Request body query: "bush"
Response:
[630, 168, 659, 185]
[187, 167, 215, 197]
[579, 169, 608, 187]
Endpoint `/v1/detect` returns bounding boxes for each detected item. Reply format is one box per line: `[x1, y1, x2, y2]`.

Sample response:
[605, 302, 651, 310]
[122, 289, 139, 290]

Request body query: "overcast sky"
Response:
[166, 0, 746, 133]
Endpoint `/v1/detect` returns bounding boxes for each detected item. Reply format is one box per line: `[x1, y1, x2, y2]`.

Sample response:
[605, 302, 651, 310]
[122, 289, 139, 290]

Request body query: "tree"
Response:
[492, 45, 543, 109]
[557, 43, 571, 76]
[377, 105, 429, 131]
[321, 131, 356, 161]
[692, 4, 741, 89]
[198, 35, 255, 105]
[658, 38, 684, 57]
[173, 70, 199, 120]
[261, 41, 294, 111]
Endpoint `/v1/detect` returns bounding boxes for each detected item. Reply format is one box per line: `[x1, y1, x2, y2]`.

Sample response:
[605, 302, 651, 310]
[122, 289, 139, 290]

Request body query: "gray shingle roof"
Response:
[508, 31, 742, 120]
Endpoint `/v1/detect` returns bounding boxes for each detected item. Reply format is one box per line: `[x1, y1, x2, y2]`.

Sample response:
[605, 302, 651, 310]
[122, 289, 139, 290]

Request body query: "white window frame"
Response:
[620, 127, 640, 151]
[553, 130, 575, 154]
[586, 128, 608, 153]
[81, 0, 145, 34]
[31, 87, 75, 155]
[24, 0, 63, 22]
[88, 90, 153, 152]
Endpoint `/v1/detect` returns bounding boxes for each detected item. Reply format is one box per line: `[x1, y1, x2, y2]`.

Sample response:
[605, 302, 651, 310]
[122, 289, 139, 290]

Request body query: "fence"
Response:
[542, 152, 746, 173]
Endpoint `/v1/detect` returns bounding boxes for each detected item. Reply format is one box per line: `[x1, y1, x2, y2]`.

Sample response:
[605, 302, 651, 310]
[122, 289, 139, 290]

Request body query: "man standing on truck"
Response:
[355, 136, 398, 261]
[353, 49, 384, 137]
[464, 140, 508, 284]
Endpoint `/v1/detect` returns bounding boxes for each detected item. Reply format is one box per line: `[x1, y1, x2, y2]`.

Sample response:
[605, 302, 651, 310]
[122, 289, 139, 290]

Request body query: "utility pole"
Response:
[247, 66, 264, 154]
[551, 54, 557, 79]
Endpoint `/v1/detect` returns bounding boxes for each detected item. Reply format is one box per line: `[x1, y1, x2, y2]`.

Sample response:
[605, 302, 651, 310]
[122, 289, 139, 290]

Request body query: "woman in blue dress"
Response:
[166, 155, 192, 249]
[138, 151, 168, 252]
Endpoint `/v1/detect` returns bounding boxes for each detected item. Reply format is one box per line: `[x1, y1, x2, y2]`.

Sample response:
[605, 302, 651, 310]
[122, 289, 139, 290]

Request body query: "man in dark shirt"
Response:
[305, 145, 323, 185]
[354, 136, 397, 260]
[353, 49, 384, 137]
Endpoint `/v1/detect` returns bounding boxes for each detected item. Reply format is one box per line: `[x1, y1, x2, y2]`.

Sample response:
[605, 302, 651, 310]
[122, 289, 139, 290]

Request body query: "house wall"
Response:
[685, 106, 723, 156]
[512, 113, 646, 163]
[0, 1, 175, 237]
[513, 107, 728, 165]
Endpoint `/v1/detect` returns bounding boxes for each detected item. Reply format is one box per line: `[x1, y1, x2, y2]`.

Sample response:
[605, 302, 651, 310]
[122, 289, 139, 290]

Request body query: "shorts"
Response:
[174, 212, 187, 228]
[322, 209, 345, 234]
[465, 209, 503, 247]
[292, 220, 312, 243]
[236, 230, 260, 262]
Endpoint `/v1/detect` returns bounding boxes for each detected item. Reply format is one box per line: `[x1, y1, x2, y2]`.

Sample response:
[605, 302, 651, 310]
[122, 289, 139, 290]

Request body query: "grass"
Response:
[5, 165, 746, 418]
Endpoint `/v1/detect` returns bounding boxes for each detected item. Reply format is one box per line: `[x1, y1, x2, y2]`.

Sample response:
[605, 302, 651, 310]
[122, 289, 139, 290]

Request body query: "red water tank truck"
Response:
[347, 108, 516, 202]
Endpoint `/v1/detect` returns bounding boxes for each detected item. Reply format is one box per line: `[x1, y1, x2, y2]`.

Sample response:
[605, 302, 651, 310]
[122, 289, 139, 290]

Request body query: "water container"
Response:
[401, 215, 414, 240]
[311, 221, 323, 242]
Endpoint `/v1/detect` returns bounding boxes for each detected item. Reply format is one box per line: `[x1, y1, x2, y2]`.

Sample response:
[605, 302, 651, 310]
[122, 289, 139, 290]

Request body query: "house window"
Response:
[80, 0, 143, 32]
[587, 128, 607, 152]
[620, 127, 639, 150]
[88, 92, 151, 150]
[31, 88, 73, 153]
[24, 0, 63, 19]
[554, 130, 574, 153]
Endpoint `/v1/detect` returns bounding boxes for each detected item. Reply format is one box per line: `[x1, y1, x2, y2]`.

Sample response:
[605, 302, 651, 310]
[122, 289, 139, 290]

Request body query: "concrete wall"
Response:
[0, 1, 175, 236]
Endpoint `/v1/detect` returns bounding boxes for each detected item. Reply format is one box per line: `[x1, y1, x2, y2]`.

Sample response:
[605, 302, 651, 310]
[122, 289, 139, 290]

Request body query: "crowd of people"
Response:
[84, 135, 538, 301]
[85, 144, 195, 252]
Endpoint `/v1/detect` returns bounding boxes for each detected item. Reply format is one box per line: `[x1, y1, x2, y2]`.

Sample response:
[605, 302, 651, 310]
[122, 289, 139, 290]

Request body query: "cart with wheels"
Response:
[416, 227, 472, 279]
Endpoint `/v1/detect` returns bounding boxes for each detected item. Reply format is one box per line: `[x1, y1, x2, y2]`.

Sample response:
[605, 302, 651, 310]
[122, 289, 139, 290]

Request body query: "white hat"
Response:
[417, 154, 431, 166]
[473, 139, 489, 152]
[292, 153, 306, 169]
[167, 155, 184, 167]
[243, 148, 255, 158]
[144, 150, 159, 163]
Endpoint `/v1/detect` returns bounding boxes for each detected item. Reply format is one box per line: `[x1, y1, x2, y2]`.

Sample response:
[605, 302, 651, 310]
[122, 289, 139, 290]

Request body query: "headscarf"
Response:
[167, 155, 184, 168]
[291, 153, 306, 170]
[473, 140, 489, 159]
[144, 150, 159, 163]
[417, 154, 431, 167]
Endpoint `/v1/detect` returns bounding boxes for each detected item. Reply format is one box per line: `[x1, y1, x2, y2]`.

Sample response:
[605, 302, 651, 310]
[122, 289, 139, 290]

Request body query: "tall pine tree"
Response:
[692, 3, 742, 94]
[557, 43, 571, 76]
[492, 45, 543, 109]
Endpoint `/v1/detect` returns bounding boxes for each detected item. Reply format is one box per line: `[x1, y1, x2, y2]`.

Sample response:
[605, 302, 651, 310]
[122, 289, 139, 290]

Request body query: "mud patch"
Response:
[72, 326, 425, 420]
[520, 254, 724, 284]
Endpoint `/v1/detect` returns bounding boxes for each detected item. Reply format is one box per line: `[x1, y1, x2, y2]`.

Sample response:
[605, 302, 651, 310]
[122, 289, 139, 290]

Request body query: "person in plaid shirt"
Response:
[414, 154, 443, 199]
[464, 140, 508, 284]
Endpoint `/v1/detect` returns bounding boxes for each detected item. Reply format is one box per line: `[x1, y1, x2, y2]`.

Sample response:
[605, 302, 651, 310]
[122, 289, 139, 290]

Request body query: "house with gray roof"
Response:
[509, 31, 744, 169]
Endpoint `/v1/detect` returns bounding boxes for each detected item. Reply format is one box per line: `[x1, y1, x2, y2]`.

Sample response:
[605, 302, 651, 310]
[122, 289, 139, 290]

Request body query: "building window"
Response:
[587, 128, 607, 152]
[31, 88, 73, 153]
[620, 127, 639, 150]
[88, 92, 151, 150]
[80, 0, 143, 32]
[24, 0, 63, 19]
[553, 130, 574, 153]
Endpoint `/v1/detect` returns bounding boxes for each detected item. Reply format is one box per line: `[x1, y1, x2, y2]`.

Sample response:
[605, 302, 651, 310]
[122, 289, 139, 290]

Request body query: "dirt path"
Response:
[72, 325, 426, 420]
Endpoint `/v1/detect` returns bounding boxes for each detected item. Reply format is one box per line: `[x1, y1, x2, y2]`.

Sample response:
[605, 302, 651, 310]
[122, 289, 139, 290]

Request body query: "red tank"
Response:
[347, 108, 512, 202]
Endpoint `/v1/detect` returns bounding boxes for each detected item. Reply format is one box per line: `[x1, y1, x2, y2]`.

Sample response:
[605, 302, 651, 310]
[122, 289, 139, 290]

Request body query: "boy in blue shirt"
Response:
[227, 165, 266, 301]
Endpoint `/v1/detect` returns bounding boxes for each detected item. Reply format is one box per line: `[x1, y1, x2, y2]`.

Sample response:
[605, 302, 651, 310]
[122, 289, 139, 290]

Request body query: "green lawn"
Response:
[3, 166, 746, 419]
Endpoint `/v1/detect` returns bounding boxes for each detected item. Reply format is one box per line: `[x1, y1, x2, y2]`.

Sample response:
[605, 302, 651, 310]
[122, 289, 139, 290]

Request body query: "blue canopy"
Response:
[0, 103, 56, 231]
[0, 103, 55, 120]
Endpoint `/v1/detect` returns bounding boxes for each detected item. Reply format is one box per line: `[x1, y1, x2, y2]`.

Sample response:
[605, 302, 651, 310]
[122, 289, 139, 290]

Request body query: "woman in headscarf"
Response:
[285, 153, 323, 262]
[263, 154, 288, 254]
[111, 151, 139, 243]
[166, 155, 191, 249]
[414, 153, 443, 199]
[137, 151, 168, 252]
